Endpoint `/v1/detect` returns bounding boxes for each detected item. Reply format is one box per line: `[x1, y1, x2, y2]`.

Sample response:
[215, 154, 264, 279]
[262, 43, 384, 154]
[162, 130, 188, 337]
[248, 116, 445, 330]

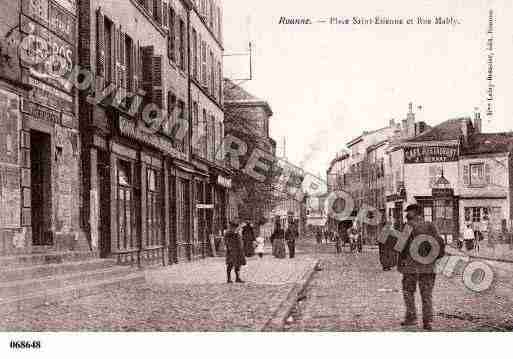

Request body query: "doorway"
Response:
[30, 130, 52, 246]
[98, 151, 111, 257]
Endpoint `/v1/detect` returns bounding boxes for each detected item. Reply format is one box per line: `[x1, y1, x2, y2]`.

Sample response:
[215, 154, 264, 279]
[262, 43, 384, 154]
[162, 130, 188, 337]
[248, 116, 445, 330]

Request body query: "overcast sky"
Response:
[223, 0, 512, 179]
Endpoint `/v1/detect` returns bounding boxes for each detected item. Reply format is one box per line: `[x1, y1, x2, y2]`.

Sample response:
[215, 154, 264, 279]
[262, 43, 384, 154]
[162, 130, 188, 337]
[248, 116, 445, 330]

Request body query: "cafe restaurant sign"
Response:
[404, 145, 458, 164]
[119, 116, 187, 161]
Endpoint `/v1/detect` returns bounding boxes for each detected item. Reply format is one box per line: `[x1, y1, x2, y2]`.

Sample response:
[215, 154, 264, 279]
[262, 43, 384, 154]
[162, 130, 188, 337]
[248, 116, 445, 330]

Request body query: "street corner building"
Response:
[0, 0, 233, 267]
[327, 102, 513, 244]
[0, 0, 84, 255]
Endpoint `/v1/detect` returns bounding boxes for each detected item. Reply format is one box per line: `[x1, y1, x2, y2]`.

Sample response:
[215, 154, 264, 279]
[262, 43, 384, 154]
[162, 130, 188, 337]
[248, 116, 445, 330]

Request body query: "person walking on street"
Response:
[379, 220, 398, 271]
[224, 221, 246, 284]
[334, 230, 342, 254]
[242, 222, 256, 258]
[316, 229, 322, 245]
[285, 220, 298, 259]
[398, 203, 445, 331]
[463, 224, 475, 252]
[347, 221, 360, 253]
[271, 220, 286, 259]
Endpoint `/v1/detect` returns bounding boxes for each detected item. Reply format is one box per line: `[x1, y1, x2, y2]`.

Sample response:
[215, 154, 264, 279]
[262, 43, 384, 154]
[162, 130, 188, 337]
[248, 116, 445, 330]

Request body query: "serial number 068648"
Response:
[10, 340, 41, 350]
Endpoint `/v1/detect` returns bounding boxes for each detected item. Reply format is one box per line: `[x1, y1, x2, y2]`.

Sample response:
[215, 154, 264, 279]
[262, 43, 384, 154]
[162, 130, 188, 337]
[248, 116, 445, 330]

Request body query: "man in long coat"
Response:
[224, 221, 246, 283]
[398, 204, 445, 331]
[285, 220, 299, 259]
[242, 222, 256, 257]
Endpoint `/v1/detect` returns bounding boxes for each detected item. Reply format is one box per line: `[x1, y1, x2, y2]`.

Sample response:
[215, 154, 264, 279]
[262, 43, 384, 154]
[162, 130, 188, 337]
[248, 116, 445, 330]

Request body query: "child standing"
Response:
[255, 236, 265, 258]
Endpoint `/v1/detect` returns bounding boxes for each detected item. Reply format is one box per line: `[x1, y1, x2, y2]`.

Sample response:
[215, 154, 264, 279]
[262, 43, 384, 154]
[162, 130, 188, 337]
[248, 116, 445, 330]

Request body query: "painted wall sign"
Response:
[23, 73, 74, 113]
[49, 1, 75, 44]
[0, 89, 21, 165]
[119, 116, 187, 161]
[0, 165, 21, 228]
[21, 99, 61, 124]
[404, 145, 458, 164]
[19, 16, 75, 94]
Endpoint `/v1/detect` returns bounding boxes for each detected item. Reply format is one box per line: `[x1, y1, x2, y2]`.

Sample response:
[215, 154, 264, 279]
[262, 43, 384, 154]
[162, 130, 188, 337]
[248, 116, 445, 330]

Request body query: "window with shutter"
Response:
[179, 19, 186, 71]
[151, 55, 163, 112]
[202, 109, 207, 158]
[201, 41, 207, 86]
[104, 18, 113, 84]
[209, 0, 214, 28]
[485, 163, 491, 184]
[153, 0, 162, 24]
[165, 91, 176, 137]
[217, 61, 222, 102]
[96, 8, 105, 77]
[162, 2, 168, 29]
[463, 164, 469, 186]
[168, 7, 176, 62]
[192, 28, 198, 79]
[125, 35, 133, 92]
[209, 115, 215, 161]
[217, 6, 222, 41]
[119, 31, 126, 89]
[113, 25, 119, 87]
[140, 46, 155, 115]
[210, 51, 214, 95]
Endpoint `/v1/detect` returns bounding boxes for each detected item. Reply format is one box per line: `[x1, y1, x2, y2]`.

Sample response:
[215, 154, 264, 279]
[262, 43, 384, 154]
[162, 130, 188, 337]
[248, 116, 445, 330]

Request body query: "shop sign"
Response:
[404, 145, 458, 164]
[0, 89, 21, 165]
[432, 188, 454, 197]
[217, 175, 232, 189]
[24, 73, 74, 113]
[22, 0, 76, 27]
[197, 204, 214, 209]
[119, 116, 187, 161]
[19, 16, 75, 94]
[21, 99, 61, 124]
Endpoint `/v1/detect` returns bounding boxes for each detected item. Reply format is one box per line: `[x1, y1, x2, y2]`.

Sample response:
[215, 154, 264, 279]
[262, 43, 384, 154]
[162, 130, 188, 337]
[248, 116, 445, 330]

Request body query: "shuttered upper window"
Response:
[168, 6, 176, 62]
[179, 19, 186, 71]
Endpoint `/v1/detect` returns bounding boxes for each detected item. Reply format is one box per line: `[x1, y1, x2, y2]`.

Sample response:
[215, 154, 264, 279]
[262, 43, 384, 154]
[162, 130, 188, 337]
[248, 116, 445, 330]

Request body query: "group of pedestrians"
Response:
[270, 219, 299, 259]
[223, 218, 299, 283]
[315, 221, 363, 254]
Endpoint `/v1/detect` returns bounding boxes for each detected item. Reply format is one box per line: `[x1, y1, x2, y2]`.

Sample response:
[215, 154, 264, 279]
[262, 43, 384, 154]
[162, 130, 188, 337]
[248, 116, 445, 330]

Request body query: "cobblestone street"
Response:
[284, 242, 513, 331]
[0, 252, 317, 331]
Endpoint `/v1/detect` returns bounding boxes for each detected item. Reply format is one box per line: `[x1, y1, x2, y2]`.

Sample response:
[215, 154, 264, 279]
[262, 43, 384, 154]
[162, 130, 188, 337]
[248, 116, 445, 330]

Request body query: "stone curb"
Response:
[259, 258, 321, 331]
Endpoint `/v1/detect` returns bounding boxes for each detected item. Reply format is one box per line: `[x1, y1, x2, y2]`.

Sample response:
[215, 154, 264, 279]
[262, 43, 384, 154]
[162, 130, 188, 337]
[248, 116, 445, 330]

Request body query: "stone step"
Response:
[0, 265, 135, 298]
[0, 258, 117, 283]
[0, 270, 145, 316]
[0, 251, 99, 268]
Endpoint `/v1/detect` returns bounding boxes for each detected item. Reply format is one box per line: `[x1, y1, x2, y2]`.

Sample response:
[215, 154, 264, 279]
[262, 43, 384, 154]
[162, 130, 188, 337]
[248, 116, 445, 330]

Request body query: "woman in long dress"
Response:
[270, 221, 286, 259]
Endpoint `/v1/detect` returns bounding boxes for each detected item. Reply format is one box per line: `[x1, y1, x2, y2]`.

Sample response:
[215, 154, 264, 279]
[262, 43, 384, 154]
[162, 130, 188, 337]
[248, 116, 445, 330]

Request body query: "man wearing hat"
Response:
[224, 220, 246, 283]
[398, 203, 445, 331]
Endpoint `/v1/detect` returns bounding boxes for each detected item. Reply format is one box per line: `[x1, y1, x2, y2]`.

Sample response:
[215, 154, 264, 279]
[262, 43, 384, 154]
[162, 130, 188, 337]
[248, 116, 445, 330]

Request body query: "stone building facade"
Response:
[78, 0, 230, 265]
[0, 0, 85, 256]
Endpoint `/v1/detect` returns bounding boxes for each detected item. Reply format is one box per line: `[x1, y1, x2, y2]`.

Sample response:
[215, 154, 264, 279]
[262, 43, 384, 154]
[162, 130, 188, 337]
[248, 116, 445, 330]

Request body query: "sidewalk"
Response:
[0, 249, 318, 331]
[448, 240, 513, 263]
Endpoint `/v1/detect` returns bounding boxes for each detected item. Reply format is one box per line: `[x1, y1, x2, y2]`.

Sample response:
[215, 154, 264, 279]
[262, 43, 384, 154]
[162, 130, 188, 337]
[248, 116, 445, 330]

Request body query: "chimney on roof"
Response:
[461, 119, 469, 144]
[389, 118, 395, 127]
[474, 109, 482, 134]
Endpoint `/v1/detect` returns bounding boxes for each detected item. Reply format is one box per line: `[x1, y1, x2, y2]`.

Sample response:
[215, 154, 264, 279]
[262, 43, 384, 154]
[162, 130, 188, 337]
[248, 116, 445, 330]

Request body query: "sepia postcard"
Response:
[0, 0, 512, 357]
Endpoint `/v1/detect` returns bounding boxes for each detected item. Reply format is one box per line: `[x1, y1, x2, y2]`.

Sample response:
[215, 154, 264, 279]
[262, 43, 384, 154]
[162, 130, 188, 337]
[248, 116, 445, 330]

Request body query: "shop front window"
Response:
[146, 167, 161, 248]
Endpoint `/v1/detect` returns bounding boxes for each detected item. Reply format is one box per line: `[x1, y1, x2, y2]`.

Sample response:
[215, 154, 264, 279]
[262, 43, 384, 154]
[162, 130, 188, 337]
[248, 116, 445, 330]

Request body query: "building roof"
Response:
[462, 132, 513, 156]
[433, 173, 451, 188]
[405, 118, 469, 143]
[223, 79, 273, 116]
